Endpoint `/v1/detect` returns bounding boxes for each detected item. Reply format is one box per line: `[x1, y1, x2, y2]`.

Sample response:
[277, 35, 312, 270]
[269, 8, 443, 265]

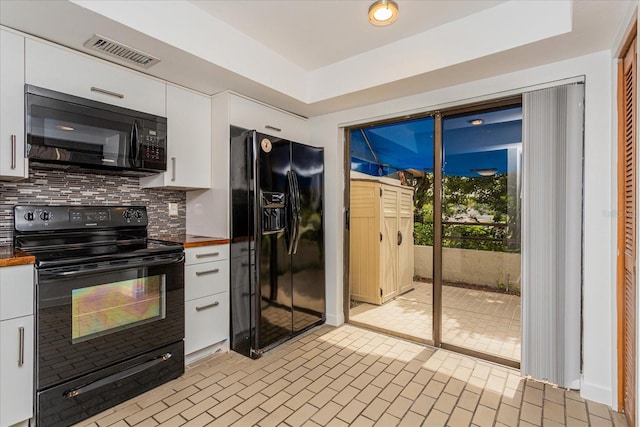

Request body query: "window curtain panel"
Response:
[521, 83, 584, 388]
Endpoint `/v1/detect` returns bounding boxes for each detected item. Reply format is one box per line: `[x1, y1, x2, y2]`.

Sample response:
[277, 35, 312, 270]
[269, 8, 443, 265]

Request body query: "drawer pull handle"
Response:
[11, 134, 17, 170]
[91, 86, 124, 99]
[196, 252, 220, 259]
[196, 268, 219, 276]
[265, 125, 282, 132]
[18, 326, 24, 367]
[196, 301, 219, 311]
[171, 157, 176, 182]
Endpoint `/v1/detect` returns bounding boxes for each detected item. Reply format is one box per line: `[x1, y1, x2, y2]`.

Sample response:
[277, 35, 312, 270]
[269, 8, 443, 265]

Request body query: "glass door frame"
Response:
[344, 95, 522, 369]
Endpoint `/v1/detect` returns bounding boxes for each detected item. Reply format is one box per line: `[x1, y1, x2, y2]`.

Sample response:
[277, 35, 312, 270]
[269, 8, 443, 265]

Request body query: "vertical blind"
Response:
[522, 83, 584, 388]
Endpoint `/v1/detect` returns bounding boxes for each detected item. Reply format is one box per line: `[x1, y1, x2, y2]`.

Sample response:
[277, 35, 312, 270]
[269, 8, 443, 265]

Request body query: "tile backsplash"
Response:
[0, 168, 186, 244]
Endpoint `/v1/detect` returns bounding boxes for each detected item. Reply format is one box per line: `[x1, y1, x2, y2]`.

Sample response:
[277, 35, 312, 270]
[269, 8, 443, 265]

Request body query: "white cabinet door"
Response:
[140, 85, 211, 189]
[184, 292, 229, 355]
[0, 29, 28, 181]
[25, 39, 166, 116]
[0, 316, 34, 427]
[229, 93, 308, 143]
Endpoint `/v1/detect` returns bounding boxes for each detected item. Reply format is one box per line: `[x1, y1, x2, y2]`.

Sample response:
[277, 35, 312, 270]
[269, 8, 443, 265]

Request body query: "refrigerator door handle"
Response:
[286, 171, 298, 255]
[292, 170, 302, 254]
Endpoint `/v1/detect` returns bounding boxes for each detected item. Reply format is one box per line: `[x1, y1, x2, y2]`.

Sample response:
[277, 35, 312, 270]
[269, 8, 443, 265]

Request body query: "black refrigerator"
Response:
[230, 126, 325, 358]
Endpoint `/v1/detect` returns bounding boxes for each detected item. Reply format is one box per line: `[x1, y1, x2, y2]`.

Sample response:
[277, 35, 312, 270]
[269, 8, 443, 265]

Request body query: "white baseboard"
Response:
[185, 339, 229, 366]
[325, 313, 344, 327]
[580, 379, 613, 408]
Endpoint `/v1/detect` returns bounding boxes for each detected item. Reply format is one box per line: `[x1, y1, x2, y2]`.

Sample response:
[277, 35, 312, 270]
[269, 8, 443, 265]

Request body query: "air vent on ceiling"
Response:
[83, 34, 160, 69]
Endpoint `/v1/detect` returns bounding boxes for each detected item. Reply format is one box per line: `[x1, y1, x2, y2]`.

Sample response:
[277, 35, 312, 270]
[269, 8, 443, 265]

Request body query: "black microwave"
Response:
[25, 85, 167, 176]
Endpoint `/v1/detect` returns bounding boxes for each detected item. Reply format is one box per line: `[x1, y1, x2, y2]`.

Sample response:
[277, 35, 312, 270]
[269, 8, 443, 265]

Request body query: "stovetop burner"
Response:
[13, 205, 183, 268]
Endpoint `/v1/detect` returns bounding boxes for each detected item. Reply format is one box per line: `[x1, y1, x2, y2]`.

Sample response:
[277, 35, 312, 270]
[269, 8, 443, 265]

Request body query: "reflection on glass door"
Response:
[347, 117, 435, 344]
[440, 105, 522, 363]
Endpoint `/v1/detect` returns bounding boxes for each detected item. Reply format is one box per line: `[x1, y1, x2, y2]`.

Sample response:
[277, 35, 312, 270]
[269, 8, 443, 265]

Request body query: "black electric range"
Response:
[14, 205, 185, 427]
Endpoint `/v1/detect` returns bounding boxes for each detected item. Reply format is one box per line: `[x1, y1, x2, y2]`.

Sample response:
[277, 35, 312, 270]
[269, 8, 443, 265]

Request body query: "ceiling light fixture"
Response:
[469, 119, 484, 126]
[471, 168, 498, 177]
[368, 0, 399, 26]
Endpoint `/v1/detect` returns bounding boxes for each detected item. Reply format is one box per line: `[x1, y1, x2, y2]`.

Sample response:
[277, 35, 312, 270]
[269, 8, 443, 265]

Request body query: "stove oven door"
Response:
[35, 254, 184, 392]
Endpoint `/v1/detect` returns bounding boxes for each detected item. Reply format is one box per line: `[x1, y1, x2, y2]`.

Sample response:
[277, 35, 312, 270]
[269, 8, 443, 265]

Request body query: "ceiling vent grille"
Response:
[83, 34, 160, 69]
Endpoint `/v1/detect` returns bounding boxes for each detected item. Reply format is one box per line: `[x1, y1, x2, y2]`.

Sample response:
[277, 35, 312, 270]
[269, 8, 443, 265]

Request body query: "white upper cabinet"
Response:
[0, 29, 28, 181]
[228, 92, 308, 143]
[140, 84, 211, 189]
[25, 38, 166, 116]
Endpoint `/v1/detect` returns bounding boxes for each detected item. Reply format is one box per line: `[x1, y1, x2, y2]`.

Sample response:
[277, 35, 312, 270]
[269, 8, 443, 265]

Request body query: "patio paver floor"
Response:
[349, 281, 521, 361]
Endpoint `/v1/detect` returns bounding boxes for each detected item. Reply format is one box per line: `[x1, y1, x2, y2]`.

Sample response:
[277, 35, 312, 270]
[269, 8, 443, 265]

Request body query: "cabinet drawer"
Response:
[185, 292, 228, 355]
[185, 260, 229, 301]
[185, 245, 229, 265]
[25, 39, 166, 116]
[0, 265, 34, 321]
[229, 94, 308, 143]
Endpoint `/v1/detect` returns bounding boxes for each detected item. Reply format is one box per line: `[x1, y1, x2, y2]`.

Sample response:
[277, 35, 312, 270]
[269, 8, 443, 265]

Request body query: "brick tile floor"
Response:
[73, 325, 625, 427]
[350, 281, 521, 361]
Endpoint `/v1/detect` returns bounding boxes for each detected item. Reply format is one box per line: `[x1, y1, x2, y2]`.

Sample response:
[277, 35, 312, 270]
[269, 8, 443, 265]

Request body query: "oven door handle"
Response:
[64, 353, 173, 398]
[39, 254, 185, 279]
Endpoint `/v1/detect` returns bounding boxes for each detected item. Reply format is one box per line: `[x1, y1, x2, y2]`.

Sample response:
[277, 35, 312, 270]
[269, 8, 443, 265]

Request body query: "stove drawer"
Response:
[185, 292, 228, 355]
[37, 340, 183, 427]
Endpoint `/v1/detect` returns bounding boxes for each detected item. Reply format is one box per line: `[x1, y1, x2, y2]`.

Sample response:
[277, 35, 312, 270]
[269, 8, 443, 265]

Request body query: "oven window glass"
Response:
[71, 274, 166, 343]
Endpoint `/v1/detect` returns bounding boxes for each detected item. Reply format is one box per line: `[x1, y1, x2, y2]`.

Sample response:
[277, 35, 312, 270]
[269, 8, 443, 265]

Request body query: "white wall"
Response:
[414, 246, 521, 290]
[310, 51, 616, 407]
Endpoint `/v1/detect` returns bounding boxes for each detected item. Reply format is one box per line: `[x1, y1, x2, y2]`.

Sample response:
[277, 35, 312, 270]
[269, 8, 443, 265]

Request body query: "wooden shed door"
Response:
[381, 185, 400, 303]
[618, 31, 636, 427]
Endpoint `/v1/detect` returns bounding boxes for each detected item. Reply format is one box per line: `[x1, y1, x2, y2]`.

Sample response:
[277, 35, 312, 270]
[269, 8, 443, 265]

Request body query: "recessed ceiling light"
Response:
[470, 168, 498, 177]
[369, 0, 399, 26]
[56, 125, 75, 131]
[469, 119, 484, 126]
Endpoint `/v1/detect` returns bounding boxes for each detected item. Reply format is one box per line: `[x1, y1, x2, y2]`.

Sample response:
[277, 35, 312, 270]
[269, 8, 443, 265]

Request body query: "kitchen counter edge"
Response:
[153, 235, 230, 249]
[0, 247, 36, 267]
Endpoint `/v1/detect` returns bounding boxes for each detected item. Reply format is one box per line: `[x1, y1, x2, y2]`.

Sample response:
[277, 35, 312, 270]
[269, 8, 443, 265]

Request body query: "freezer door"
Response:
[257, 134, 293, 349]
[229, 126, 253, 357]
[291, 143, 325, 332]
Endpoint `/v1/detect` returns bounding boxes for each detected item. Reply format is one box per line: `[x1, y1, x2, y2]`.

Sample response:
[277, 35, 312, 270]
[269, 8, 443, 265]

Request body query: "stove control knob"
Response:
[40, 211, 51, 221]
[24, 212, 35, 221]
[123, 210, 132, 219]
[133, 210, 144, 219]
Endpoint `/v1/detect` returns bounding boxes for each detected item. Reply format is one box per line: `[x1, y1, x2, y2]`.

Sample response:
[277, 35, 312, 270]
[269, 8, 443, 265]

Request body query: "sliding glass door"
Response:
[345, 99, 523, 367]
[439, 105, 522, 365]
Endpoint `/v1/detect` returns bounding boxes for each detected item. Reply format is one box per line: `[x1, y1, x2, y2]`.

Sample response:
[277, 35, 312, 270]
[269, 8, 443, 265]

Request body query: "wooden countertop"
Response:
[0, 247, 35, 267]
[153, 234, 230, 249]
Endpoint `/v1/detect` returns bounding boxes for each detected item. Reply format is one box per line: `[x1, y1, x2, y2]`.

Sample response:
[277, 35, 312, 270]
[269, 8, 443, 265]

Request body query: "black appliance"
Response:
[25, 85, 167, 176]
[230, 127, 325, 358]
[14, 205, 184, 427]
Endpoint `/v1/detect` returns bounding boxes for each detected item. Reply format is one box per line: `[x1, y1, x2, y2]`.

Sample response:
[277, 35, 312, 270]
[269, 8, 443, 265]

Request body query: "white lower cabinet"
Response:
[0, 316, 34, 427]
[184, 245, 229, 364]
[0, 264, 34, 427]
[185, 292, 229, 355]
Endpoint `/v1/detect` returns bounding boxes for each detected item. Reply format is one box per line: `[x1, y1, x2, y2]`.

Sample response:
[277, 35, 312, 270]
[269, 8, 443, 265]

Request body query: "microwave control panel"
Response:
[141, 128, 165, 162]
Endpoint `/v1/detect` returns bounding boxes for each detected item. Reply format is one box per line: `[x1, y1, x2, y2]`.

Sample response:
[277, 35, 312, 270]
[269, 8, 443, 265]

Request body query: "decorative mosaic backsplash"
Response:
[0, 168, 186, 244]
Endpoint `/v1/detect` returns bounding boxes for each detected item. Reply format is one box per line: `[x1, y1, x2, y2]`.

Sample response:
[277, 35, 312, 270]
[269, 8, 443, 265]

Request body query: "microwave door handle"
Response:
[130, 121, 139, 167]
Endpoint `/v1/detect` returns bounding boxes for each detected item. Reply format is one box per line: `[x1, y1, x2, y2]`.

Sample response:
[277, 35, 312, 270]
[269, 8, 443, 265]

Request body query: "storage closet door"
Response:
[381, 185, 400, 303]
